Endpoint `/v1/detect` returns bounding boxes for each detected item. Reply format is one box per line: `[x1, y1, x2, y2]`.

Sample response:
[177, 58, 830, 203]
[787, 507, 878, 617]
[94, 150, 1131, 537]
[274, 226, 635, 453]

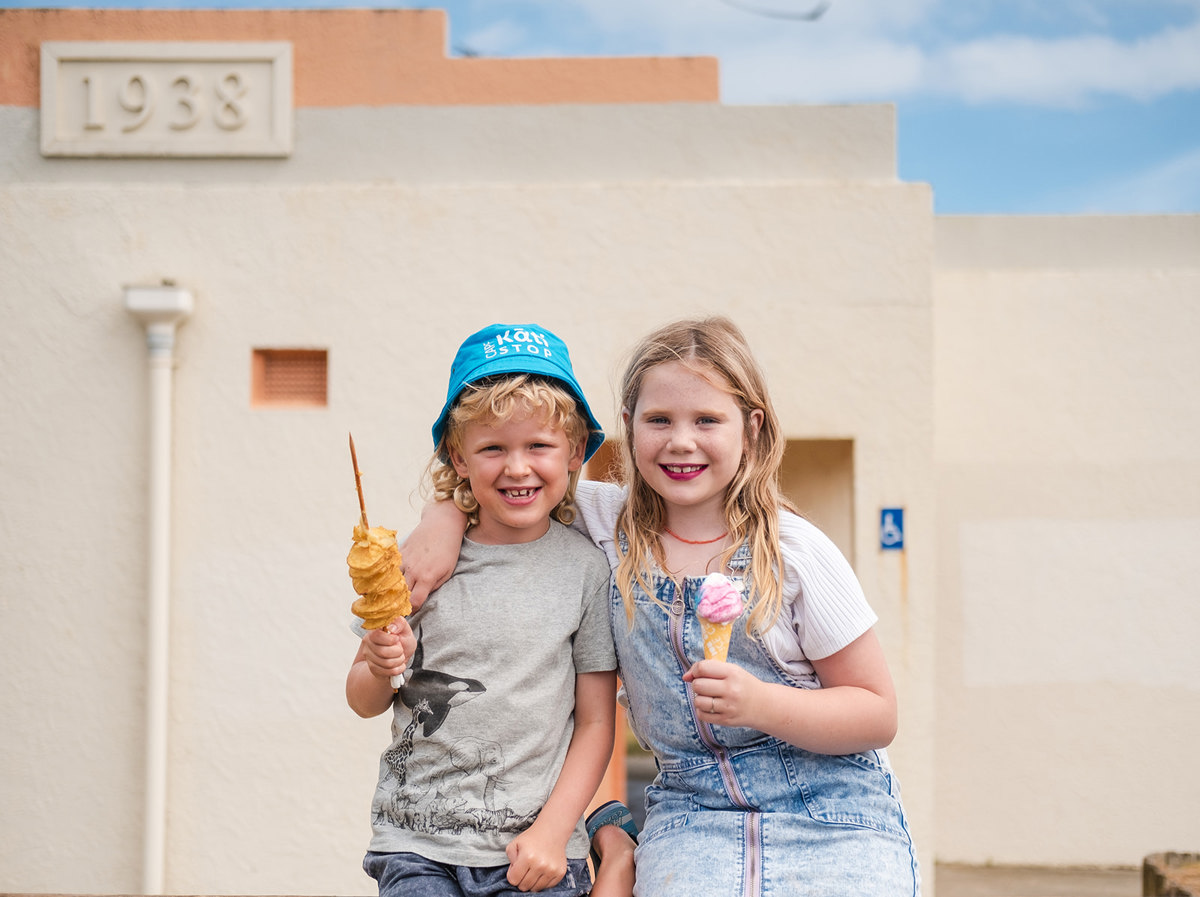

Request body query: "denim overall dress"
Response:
[612, 543, 921, 897]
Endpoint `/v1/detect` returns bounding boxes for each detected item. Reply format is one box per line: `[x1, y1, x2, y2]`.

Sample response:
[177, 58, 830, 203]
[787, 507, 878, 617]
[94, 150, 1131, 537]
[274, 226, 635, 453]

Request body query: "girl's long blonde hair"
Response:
[614, 317, 795, 635]
[430, 374, 588, 527]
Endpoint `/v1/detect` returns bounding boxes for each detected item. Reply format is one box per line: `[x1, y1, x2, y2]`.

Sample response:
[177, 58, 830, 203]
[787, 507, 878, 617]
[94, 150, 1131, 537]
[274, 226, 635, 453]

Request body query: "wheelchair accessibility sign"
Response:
[880, 508, 904, 550]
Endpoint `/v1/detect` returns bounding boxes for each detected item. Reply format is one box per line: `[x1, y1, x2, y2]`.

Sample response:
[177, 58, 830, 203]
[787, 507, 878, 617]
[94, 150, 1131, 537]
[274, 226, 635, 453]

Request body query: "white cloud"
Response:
[456, 1, 1200, 108]
[549, 0, 936, 48]
[719, 26, 1200, 107]
[925, 22, 1200, 106]
[558, 0, 744, 38]
[1076, 146, 1200, 212]
[530, 0, 1200, 107]
[719, 37, 926, 103]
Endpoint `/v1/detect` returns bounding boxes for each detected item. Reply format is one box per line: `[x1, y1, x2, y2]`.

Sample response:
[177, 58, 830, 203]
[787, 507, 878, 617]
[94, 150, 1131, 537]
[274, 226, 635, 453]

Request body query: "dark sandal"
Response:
[585, 799, 639, 872]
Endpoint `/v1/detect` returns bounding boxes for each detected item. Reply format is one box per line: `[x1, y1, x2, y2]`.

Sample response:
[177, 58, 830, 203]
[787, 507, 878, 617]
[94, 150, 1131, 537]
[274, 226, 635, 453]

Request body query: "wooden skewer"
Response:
[349, 432, 369, 529]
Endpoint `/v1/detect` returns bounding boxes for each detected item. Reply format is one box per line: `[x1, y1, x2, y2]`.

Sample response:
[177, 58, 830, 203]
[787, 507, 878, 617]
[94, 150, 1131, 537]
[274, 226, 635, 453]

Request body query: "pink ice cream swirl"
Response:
[697, 572, 745, 624]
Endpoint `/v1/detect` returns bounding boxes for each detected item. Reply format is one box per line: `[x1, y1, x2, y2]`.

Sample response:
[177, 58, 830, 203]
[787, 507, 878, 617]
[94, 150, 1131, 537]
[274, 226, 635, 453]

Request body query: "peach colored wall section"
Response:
[0, 8, 719, 108]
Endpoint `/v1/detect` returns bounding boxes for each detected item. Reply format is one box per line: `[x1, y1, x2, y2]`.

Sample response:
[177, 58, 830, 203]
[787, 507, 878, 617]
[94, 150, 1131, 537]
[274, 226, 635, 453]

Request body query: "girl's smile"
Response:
[627, 360, 761, 525]
[661, 463, 707, 479]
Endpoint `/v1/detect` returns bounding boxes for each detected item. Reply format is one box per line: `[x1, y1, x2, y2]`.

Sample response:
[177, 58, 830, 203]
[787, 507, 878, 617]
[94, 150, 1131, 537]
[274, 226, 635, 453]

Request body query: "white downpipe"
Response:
[126, 285, 193, 896]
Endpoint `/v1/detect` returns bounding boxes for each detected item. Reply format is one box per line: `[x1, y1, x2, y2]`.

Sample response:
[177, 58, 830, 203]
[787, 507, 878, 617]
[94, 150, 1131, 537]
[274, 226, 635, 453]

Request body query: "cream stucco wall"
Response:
[3, 9, 1198, 894]
[932, 215, 1200, 865]
[2, 97, 937, 894]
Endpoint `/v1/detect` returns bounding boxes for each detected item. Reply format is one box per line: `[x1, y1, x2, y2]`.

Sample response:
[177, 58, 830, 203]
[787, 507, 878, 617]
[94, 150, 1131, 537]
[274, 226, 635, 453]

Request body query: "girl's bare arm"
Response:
[684, 629, 897, 755]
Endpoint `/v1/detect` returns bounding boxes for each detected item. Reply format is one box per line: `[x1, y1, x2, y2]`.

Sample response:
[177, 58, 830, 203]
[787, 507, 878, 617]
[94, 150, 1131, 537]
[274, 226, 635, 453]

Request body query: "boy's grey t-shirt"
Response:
[361, 520, 615, 866]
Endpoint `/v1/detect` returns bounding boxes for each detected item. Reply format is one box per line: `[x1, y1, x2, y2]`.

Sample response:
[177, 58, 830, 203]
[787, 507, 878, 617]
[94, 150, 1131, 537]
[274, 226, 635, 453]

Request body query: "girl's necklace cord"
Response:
[663, 527, 728, 545]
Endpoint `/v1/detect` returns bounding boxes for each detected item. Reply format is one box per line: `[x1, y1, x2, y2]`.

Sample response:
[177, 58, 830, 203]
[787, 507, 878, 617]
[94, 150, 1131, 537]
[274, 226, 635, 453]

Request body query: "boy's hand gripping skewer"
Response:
[346, 433, 411, 689]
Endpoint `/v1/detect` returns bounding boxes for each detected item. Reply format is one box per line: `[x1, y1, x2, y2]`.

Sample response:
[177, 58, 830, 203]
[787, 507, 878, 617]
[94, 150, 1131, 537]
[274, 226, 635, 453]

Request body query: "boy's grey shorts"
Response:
[364, 851, 591, 897]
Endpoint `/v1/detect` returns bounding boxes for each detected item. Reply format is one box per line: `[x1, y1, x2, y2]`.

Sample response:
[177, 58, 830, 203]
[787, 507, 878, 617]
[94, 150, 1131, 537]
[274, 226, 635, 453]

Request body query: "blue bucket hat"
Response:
[432, 323, 605, 461]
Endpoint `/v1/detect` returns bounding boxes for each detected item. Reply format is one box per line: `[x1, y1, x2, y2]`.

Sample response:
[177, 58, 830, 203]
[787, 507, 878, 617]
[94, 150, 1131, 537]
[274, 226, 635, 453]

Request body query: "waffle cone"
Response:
[700, 620, 733, 662]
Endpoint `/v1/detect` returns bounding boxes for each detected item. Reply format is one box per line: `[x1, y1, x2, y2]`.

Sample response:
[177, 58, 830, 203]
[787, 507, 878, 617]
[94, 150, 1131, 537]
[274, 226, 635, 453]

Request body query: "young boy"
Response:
[346, 323, 618, 896]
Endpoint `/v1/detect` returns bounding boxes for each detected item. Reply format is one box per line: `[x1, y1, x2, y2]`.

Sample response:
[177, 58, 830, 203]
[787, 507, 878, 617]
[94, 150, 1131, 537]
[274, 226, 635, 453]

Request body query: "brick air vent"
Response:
[252, 348, 328, 407]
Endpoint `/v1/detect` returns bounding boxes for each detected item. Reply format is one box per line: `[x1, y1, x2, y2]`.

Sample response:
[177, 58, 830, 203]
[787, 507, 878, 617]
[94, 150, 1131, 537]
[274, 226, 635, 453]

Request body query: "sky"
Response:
[8, 0, 1200, 215]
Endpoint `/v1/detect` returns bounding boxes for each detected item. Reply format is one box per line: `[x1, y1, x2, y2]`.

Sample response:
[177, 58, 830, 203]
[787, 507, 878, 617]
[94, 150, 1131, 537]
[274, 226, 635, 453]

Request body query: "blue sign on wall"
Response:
[880, 508, 904, 550]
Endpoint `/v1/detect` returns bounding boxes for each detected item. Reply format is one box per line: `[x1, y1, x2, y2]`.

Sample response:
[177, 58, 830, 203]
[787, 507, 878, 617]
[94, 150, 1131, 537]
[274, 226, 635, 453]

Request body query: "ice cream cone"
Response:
[700, 619, 733, 662]
[696, 572, 743, 662]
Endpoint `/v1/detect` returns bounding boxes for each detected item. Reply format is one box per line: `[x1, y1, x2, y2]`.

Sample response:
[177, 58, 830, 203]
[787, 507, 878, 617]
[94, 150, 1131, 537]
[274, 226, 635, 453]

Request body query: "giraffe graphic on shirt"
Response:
[379, 698, 429, 791]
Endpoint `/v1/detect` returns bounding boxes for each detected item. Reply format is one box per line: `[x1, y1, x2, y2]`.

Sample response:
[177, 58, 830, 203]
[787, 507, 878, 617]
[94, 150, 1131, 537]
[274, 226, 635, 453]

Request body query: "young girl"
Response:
[406, 317, 921, 897]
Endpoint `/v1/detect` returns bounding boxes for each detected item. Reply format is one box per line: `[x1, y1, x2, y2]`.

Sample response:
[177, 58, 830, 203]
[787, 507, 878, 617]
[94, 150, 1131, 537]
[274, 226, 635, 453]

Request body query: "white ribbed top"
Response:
[574, 480, 877, 684]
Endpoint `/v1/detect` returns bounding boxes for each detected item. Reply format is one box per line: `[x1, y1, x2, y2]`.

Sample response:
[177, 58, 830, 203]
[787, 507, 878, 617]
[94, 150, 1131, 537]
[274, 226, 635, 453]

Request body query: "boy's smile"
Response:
[449, 409, 584, 545]
[501, 486, 540, 500]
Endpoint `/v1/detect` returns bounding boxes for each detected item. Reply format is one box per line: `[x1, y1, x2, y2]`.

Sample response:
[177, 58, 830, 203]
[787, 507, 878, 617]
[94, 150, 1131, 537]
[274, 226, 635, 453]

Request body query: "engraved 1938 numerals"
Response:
[80, 70, 249, 133]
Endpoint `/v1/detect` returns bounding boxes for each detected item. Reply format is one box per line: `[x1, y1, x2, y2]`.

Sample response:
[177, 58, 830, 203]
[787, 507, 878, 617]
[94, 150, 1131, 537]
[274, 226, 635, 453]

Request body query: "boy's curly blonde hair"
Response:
[430, 374, 590, 527]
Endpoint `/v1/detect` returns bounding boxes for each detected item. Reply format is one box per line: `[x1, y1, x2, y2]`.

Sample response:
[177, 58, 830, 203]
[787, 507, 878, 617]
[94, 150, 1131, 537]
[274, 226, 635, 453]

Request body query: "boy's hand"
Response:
[360, 617, 415, 682]
[505, 821, 567, 892]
